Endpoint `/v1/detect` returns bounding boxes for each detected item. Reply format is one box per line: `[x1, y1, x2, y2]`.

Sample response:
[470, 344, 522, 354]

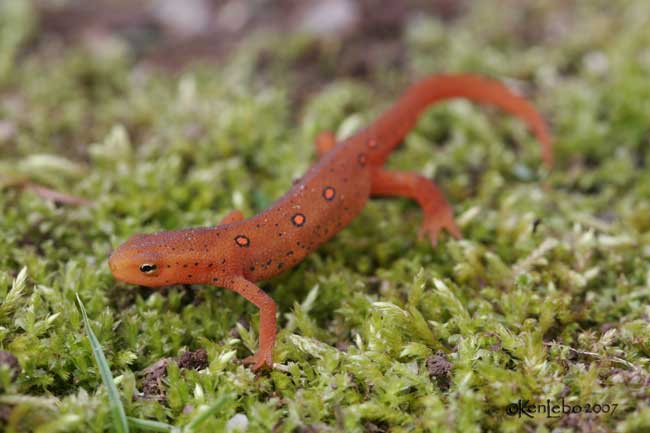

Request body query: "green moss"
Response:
[2, 1, 650, 432]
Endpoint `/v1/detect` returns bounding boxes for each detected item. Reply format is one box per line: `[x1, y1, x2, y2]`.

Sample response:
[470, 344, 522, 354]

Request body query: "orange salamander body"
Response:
[109, 74, 553, 370]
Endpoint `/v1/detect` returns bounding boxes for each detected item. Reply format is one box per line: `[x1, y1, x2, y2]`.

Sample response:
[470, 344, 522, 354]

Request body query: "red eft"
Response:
[109, 74, 553, 371]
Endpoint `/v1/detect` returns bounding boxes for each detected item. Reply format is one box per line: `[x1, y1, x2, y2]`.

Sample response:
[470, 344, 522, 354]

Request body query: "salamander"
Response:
[109, 74, 553, 371]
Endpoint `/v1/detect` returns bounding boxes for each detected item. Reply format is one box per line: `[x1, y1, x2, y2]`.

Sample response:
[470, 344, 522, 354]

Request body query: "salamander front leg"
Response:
[370, 168, 461, 246]
[222, 276, 277, 371]
[219, 210, 245, 225]
[315, 131, 336, 158]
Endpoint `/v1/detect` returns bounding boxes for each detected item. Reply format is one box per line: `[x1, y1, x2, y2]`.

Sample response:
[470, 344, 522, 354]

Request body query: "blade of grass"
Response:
[76, 293, 129, 433]
[127, 417, 181, 433]
[184, 393, 233, 433]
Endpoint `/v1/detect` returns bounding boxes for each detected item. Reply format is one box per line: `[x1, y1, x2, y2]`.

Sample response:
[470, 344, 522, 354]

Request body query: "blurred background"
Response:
[4, 0, 623, 162]
[35, 0, 466, 71]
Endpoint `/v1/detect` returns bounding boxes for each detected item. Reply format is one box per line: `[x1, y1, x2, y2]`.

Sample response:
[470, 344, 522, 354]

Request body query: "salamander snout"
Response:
[108, 235, 167, 287]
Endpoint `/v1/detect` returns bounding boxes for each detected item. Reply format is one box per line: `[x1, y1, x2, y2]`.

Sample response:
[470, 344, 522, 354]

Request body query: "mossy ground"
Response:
[1, 1, 650, 432]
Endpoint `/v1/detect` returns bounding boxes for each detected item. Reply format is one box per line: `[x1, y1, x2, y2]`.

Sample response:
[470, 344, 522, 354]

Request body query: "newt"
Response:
[109, 74, 552, 371]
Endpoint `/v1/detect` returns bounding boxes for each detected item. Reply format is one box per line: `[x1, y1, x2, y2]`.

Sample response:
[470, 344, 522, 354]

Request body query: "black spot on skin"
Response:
[221, 258, 226, 264]
[286, 250, 294, 256]
[194, 262, 199, 266]
[166, 265, 171, 268]
[357, 153, 367, 166]
[277, 263, 284, 270]
[213, 278, 219, 282]
[183, 264, 188, 268]
[278, 232, 283, 237]
[208, 263, 213, 268]
[256, 224, 261, 228]
[249, 266, 255, 271]
[266, 259, 272, 266]
[188, 274, 192, 278]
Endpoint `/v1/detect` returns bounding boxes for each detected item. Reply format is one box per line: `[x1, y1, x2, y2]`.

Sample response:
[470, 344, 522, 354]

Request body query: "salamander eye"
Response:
[139, 263, 158, 275]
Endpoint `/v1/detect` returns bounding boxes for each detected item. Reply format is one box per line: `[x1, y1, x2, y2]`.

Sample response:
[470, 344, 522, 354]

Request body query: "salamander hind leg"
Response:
[370, 168, 461, 247]
[222, 276, 276, 371]
[315, 131, 336, 158]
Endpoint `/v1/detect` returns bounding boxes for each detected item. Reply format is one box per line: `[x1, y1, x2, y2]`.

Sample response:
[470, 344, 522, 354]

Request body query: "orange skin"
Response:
[109, 74, 553, 371]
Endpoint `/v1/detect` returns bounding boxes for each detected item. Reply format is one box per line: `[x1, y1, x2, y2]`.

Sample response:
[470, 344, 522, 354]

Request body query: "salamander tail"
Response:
[367, 74, 553, 168]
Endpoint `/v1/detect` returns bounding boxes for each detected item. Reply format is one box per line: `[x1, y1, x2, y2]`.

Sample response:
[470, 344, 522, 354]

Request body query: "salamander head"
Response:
[109, 233, 174, 287]
[109, 228, 230, 287]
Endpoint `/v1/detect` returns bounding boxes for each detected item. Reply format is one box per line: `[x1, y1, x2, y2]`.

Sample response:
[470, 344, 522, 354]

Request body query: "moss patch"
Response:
[1, 1, 650, 432]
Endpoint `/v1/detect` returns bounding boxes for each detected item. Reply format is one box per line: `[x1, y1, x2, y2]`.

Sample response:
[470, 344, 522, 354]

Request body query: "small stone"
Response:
[177, 348, 208, 370]
[227, 413, 249, 433]
[426, 352, 452, 390]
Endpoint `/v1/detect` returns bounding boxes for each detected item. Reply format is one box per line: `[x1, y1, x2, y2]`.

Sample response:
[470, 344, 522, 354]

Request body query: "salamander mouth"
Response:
[108, 246, 139, 282]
